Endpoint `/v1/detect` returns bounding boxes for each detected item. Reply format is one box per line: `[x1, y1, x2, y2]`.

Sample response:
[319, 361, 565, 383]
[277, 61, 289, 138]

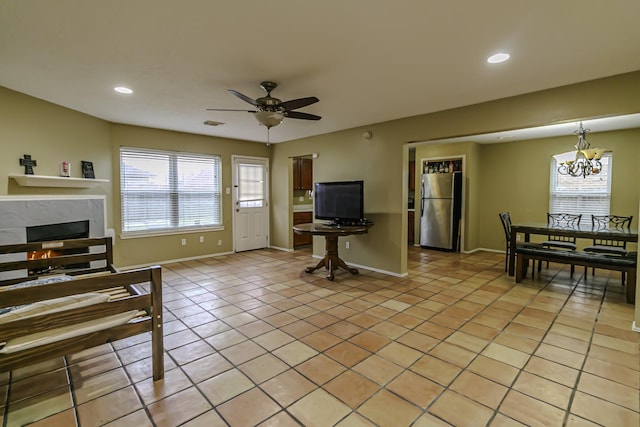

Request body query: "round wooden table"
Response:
[293, 222, 372, 281]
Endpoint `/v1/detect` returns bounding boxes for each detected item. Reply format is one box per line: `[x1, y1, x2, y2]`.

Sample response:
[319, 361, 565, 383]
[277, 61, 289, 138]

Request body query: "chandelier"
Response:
[557, 122, 607, 178]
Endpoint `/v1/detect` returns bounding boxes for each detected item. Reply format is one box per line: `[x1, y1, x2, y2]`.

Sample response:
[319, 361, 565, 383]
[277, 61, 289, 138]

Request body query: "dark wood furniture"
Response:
[515, 246, 636, 304]
[508, 222, 638, 276]
[293, 222, 372, 281]
[539, 213, 583, 275]
[293, 211, 313, 247]
[584, 215, 634, 281]
[408, 211, 415, 245]
[0, 237, 164, 380]
[293, 157, 313, 191]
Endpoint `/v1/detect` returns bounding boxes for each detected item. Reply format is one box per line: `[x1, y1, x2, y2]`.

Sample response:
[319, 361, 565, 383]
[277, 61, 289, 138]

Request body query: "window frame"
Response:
[549, 151, 612, 218]
[119, 147, 223, 238]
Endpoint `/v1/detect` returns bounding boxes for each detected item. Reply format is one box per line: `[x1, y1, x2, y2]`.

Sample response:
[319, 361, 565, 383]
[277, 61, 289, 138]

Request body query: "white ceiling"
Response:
[1, 1, 639, 144]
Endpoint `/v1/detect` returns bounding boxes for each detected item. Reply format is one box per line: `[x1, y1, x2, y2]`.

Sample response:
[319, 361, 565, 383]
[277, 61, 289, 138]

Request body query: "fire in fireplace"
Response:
[26, 220, 90, 273]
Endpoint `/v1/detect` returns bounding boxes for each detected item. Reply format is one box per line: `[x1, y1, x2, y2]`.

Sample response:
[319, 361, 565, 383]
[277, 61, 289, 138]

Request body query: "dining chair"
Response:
[583, 214, 633, 282]
[539, 213, 582, 275]
[499, 212, 541, 275]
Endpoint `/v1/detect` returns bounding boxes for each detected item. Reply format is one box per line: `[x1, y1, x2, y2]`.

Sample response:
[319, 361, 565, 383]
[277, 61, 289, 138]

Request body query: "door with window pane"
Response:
[233, 156, 269, 252]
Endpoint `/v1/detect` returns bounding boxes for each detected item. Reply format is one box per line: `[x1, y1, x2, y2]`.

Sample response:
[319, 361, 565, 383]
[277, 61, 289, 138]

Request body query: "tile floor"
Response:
[0, 247, 638, 426]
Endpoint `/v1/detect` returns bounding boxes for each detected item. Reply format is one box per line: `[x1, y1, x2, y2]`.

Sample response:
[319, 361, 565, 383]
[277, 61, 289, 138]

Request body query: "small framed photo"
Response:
[81, 161, 95, 179]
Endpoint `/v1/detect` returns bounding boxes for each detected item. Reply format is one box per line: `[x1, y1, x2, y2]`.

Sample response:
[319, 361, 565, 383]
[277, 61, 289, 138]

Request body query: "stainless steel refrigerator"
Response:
[420, 171, 462, 251]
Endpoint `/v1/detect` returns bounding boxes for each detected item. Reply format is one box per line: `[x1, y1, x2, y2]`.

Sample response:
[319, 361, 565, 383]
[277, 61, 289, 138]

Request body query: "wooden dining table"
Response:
[507, 222, 638, 276]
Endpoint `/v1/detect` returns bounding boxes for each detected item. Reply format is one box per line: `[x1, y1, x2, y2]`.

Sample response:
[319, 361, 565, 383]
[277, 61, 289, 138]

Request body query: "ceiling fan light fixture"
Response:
[254, 111, 284, 128]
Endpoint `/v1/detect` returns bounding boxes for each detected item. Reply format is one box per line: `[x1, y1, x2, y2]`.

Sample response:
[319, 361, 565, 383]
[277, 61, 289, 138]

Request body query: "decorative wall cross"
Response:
[19, 154, 37, 175]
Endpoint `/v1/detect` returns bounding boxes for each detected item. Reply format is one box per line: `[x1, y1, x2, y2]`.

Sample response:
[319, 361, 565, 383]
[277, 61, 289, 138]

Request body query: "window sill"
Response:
[120, 226, 224, 239]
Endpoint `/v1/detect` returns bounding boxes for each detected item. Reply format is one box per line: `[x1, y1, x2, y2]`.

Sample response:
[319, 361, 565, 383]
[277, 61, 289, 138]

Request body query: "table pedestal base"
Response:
[304, 235, 359, 281]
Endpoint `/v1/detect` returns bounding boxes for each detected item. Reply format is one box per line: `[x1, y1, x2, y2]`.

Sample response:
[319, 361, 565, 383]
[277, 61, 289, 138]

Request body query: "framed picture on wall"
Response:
[81, 161, 95, 179]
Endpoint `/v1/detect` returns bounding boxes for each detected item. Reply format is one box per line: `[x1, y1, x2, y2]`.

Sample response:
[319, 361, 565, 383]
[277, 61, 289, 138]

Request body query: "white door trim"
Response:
[232, 155, 270, 252]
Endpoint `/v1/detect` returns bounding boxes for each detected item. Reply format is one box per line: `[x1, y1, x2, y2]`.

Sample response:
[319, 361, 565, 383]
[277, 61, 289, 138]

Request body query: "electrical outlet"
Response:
[345, 241, 350, 249]
[199, 236, 204, 243]
[516, 235, 521, 241]
[181, 238, 186, 246]
[217, 239, 222, 246]
[299, 196, 304, 202]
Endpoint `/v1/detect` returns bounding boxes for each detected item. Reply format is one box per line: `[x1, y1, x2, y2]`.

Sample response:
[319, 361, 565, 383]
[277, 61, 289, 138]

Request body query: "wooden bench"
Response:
[0, 237, 164, 380]
[515, 246, 636, 304]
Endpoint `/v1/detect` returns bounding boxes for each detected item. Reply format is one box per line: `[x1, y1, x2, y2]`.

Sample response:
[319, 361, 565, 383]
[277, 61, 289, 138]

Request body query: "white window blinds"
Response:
[120, 147, 222, 234]
[550, 152, 611, 218]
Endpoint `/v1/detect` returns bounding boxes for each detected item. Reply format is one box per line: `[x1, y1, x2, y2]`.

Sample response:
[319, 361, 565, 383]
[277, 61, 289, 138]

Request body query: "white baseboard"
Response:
[120, 251, 235, 271]
[269, 245, 292, 252]
[310, 254, 408, 278]
[632, 321, 640, 333]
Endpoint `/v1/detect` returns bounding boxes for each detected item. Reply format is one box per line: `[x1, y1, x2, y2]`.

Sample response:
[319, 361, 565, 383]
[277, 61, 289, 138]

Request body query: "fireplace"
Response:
[26, 220, 90, 273]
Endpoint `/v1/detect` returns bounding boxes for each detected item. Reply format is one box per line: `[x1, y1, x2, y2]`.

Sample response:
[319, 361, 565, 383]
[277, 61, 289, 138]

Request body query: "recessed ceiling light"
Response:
[114, 86, 133, 94]
[487, 53, 510, 64]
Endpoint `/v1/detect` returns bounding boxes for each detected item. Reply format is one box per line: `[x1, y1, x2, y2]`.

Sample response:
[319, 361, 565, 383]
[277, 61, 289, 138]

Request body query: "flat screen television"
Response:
[314, 180, 364, 225]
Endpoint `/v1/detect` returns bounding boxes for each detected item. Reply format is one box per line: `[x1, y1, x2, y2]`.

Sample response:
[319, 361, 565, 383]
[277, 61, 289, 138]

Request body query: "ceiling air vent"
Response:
[203, 120, 224, 126]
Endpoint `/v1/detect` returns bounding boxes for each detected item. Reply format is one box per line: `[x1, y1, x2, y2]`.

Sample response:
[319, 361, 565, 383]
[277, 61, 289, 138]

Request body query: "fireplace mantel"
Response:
[9, 174, 109, 188]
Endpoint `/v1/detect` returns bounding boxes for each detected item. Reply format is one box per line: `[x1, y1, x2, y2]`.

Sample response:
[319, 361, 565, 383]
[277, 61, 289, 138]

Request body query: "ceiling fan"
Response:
[207, 81, 321, 129]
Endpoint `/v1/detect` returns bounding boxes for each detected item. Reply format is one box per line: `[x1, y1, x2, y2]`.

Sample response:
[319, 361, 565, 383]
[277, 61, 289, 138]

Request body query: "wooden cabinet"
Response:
[293, 157, 313, 190]
[408, 160, 415, 190]
[293, 211, 313, 247]
[408, 211, 415, 244]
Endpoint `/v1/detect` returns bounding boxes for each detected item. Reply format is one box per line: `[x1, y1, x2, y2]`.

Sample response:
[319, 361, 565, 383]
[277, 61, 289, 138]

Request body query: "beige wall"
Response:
[1, 86, 270, 267]
[110, 124, 269, 267]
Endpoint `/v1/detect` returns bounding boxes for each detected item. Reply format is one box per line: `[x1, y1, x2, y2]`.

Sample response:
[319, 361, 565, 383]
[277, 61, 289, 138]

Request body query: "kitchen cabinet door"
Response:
[293, 158, 313, 190]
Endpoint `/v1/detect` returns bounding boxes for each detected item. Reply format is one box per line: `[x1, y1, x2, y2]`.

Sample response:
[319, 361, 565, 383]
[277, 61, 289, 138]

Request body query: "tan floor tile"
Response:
[288, 388, 351, 427]
[253, 329, 295, 351]
[323, 370, 378, 409]
[582, 356, 639, 389]
[429, 341, 476, 368]
[481, 342, 530, 369]
[300, 330, 342, 351]
[6, 387, 74, 427]
[352, 355, 404, 386]
[563, 413, 601, 427]
[375, 342, 422, 367]
[414, 320, 455, 340]
[524, 356, 579, 388]
[181, 409, 227, 427]
[325, 320, 365, 339]
[239, 353, 289, 384]
[135, 367, 192, 405]
[368, 320, 409, 339]
[77, 386, 142, 427]
[258, 411, 304, 427]
[489, 413, 528, 426]
[512, 371, 572, 410]
[325, 341, 371, 367]
[11, 358, 66, 381]
[273, 341, 318, 366]
[9, 368, 69, 403]
[24, 408, 79, 427]
[412, 412, 454, 426]
[101, 409, 153, 426]
[335, 412, 377, 426]
[396, 330, 439, 353]
[295, 354, 347, 385]
[591, 333, 639, 355]
[348, 330, 390, 352]
[411, 355, 462, 386]
[499, 390, 566, 427]
[450, 371, 508, 409]
[182, 352, 233, 384]
[577, 372, 639, 411]
[467, 355, 519, 387]
[543, 332, 590, 354]
[147, 387, 212, 427]
[205, 329, 247, 350]
[358, 389, 422, 425]
[68, 352, 122, 381]
[387, 370, 443, 409]
[168, 339, 215, 365]
[220, 339, 267, 365]
[74, 367, 131, 404]
[218, 387, 280, 426]
[534, 343, 585, 369]
[588, 344, 640, 372]
[197, 368, 254, 405]
[571, 390, 640, 426]
[262, 369, 316, 407]
[428, 390, 493, 427]
[445, 331, 489, 353]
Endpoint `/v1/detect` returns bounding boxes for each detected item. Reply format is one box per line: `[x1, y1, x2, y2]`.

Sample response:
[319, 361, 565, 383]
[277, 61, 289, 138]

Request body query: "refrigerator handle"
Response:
[420, 197, 424, 215]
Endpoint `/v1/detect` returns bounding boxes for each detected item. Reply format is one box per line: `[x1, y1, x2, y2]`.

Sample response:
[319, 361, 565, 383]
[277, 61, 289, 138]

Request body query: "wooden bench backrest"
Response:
[0, 237, 115, 286]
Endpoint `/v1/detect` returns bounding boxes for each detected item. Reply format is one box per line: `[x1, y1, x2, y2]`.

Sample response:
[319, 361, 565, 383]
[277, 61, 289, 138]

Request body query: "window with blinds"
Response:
[549, 152, 612, 218]
[238, 163, 265, 208]
[120, 147, 222, 235]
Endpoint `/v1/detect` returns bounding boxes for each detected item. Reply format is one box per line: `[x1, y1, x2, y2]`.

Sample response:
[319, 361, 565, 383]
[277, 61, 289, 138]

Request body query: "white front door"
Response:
[233, 156, 269, 252]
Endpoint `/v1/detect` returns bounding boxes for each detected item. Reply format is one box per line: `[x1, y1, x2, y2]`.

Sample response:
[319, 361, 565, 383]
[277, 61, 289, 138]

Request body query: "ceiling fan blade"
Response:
[280, 96, 319, 111]
[286, 111, 321, 121]
[206, 108, 258, 113]
[228, 89, 259, 107]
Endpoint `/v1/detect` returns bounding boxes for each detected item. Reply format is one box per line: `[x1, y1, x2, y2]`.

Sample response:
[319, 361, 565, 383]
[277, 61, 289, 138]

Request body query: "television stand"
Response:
[292, 222, 373, 281]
